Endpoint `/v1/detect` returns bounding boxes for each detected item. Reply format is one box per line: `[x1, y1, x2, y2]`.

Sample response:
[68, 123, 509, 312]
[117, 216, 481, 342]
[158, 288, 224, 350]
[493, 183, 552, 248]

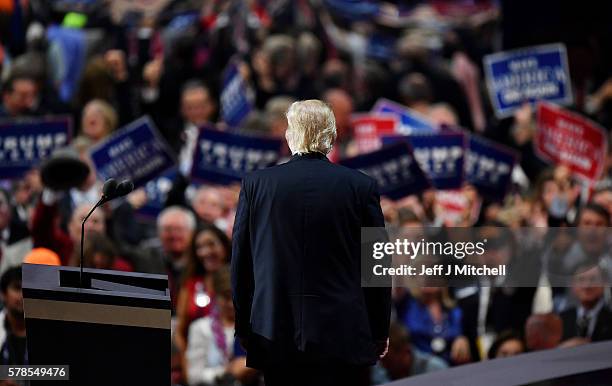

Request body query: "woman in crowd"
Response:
[395, 283, 471, 365]
[487, 330, 525, 359]
[175, 224, 231, 355]
[79, 99, 118, 144]
[70, 231, 133, 271]
[185, 266, 258, 386]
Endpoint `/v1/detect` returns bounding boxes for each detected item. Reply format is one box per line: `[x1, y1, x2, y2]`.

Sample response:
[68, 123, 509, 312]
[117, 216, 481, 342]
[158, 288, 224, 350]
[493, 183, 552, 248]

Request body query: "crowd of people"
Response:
[1, 0, 611, 385]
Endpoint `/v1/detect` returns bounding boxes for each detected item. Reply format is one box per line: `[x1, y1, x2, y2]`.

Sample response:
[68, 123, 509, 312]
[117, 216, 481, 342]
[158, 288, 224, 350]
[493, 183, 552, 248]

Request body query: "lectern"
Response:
[22, 264, 171, 385]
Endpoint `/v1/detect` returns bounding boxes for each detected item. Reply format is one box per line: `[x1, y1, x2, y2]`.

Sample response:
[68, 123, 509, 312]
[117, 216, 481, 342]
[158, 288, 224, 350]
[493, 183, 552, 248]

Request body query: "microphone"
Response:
[114, 180, 134, 198]
[101, 178, 118, 202]
[80, 178, 134, 287]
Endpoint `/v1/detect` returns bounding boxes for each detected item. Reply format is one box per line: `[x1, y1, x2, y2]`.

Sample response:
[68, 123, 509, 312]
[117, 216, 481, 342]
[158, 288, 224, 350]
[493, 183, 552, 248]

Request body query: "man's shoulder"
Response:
[244, 159, 376, 187]
[242, 161, 291, 181]
[332, 162, 378, 185]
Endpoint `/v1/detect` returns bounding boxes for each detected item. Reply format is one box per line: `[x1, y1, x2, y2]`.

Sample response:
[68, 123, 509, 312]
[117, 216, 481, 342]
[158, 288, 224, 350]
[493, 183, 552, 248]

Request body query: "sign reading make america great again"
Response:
[535, 102, 607, 181]
[89, 116, 176, 189]
[191, 127, 282, 185]
[483, 43, 572, 118]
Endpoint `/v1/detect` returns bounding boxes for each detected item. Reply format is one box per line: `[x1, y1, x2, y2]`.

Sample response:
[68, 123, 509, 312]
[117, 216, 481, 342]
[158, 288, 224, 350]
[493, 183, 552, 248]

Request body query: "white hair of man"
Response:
[157, 205, 197, 231]
[285, 99, 337, 155]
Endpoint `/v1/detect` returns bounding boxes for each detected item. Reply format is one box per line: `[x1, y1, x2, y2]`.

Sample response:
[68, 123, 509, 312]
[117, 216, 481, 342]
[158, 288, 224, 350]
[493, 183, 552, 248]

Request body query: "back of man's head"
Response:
[525, 313, 562, 351]
[285, 99, 336, 155]
[0, 266, 22, 295]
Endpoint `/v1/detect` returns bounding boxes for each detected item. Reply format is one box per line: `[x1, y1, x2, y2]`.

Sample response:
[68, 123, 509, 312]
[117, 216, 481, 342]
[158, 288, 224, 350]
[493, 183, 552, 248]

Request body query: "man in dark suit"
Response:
[231, 99, 391, 386]
[560, 264, 612, 343]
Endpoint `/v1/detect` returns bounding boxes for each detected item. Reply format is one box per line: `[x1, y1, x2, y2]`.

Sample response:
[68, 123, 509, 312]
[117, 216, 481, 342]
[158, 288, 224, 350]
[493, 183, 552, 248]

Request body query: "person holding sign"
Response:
[231, 100, 391, 386]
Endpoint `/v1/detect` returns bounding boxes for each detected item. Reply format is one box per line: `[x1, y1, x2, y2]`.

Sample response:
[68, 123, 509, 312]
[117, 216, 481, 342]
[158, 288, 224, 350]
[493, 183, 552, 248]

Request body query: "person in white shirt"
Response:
[186, 266, 258, 386]
[178, 81, 217, 176]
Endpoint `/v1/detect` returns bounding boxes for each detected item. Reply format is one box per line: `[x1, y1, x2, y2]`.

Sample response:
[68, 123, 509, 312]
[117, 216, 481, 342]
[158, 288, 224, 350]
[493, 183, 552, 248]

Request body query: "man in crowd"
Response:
[132, 206, 196, 310]
[0, 189, 32, 275]
[190, 186, 226, 229]
[561, 203, 611, 278]
[0, 267, 27, 366]
[560, 265, 612, 343]
[0, 73, 39, 117]
[177, 81, 217, 175]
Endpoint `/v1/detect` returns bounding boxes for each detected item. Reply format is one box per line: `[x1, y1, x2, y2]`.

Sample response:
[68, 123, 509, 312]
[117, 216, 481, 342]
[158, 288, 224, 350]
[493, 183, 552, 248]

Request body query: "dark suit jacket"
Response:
[456, 286, 536, 362]
[560, 304, 612, 342]
[231, 152, 391, 368]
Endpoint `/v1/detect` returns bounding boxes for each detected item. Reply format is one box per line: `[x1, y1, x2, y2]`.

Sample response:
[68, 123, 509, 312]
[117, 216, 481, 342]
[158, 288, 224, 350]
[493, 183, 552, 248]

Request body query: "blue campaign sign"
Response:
[0, 116, 72, 179]
[382, 132, 465, 190]
[465, 135, 518, 200]
[220, 61, 252, 128]
[89, 116, 175, 188]
[339, 142, 431, 199]
[371, 98, 437, 134]
[483, 43, 573, 118]
[191, 127, 282, 185]
[136, 168, 179, 219]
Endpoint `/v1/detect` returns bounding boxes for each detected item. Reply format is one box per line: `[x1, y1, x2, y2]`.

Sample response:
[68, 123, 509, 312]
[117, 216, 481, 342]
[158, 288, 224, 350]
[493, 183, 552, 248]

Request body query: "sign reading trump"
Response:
[484, 43, 572, 118]
[382, 132, 465, 190]
[465, 135, 518, 200]
[90, 116, 175, 188]
[0, 116, 71, 179]
[191, 127, 282, 185]
[339, 142, 430, 199]
[535, 102, 607, 181]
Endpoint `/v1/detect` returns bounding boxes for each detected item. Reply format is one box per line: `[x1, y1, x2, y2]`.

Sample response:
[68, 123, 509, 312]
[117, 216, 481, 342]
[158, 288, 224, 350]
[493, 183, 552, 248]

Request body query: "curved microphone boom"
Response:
[80, 178, 134, 287]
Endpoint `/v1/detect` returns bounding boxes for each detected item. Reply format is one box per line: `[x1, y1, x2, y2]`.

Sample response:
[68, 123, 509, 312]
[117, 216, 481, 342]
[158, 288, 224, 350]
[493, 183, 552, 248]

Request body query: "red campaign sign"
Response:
[351, 113, 398, 154]
[535, 102, 608, 181]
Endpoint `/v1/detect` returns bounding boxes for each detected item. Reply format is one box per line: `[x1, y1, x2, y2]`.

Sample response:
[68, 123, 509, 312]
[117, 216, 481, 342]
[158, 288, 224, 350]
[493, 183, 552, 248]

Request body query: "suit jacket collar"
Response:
[289, 152, 330, 162]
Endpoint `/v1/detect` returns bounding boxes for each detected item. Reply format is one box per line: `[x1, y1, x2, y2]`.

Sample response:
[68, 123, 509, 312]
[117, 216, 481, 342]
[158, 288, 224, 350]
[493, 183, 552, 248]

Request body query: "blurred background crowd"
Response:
[0, 0, 611, 385]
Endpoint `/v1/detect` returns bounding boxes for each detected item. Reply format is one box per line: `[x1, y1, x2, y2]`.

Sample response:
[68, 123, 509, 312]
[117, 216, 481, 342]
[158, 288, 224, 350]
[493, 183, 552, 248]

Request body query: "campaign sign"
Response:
[220, 61, 252, 128]
[371, 98, 437, 134]
[352, 113, 398, 154]
[483, 43, 573, 118]
[0, 116, 72, 179]
[535, 102, 607, 181]
[465, 135, 518, 200]
[382, 132, 465, 190]
[137, 168, 179, 219]
[435, 189, 481, 227]
[90, 116, 175, 188]
[191, 127, 282, 185]
[339, 142, 431, 199]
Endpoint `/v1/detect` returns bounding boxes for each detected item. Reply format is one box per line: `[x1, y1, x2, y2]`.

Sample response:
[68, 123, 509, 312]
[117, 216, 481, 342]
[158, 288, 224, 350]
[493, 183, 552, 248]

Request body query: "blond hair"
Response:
[84, 99, 118, 134]
[285, 99, 337, 154]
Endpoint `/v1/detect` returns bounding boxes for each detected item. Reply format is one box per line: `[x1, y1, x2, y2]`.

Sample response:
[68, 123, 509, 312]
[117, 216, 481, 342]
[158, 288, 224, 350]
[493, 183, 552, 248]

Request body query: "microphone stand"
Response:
[78, 178, 132, 288]
[80, 198, 105, 288]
